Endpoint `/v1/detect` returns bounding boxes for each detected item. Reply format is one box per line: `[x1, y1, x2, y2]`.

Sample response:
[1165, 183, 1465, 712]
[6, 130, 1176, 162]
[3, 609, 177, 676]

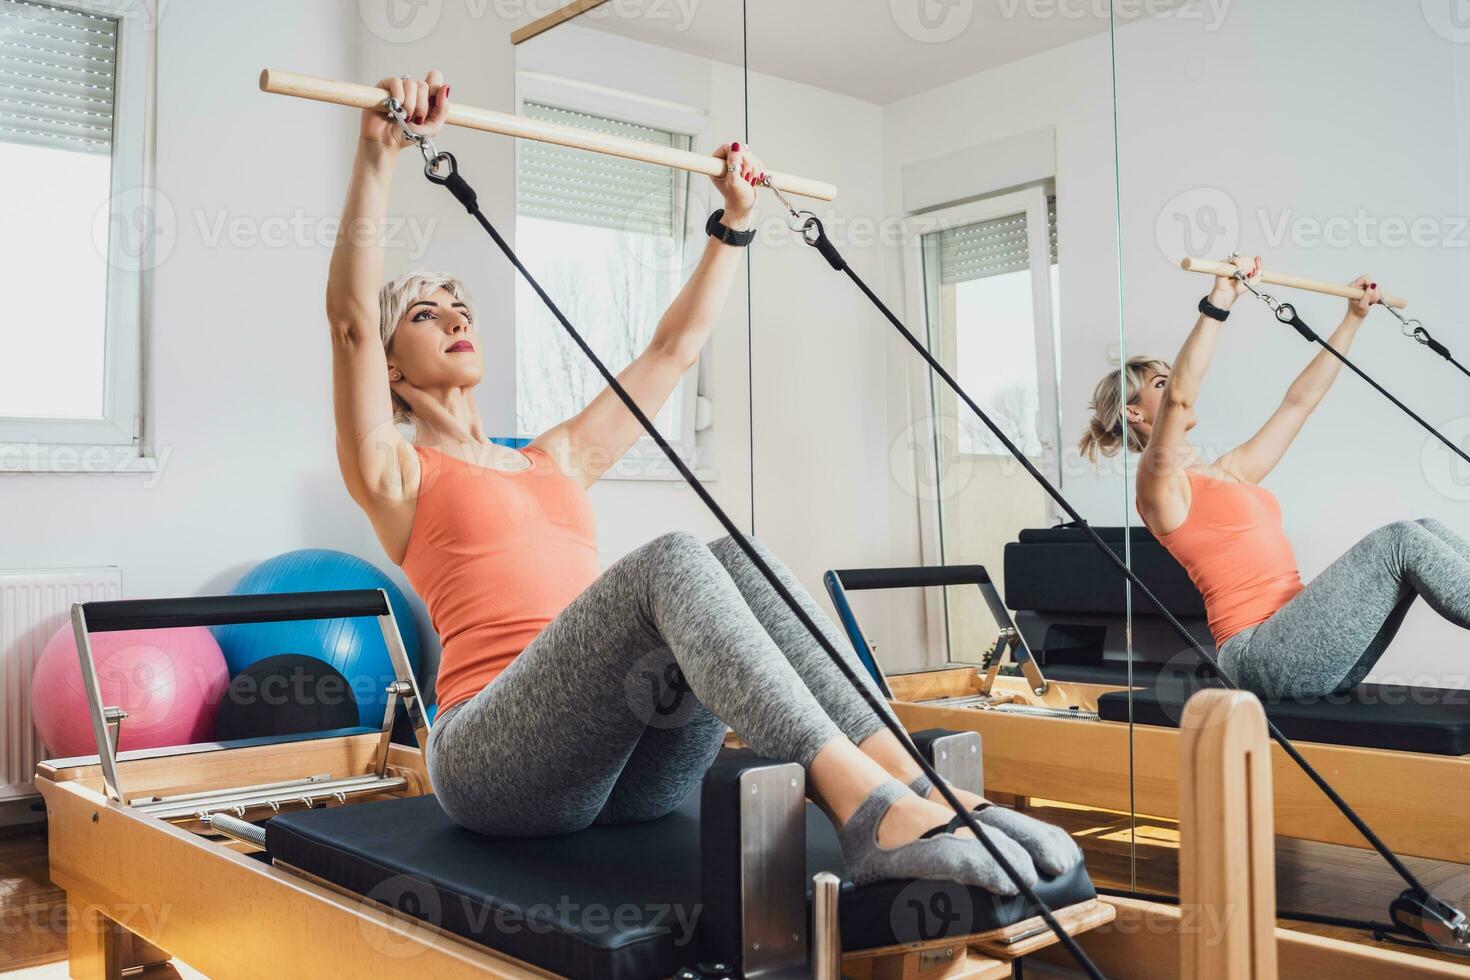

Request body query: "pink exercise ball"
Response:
[30, 623, 230, 758]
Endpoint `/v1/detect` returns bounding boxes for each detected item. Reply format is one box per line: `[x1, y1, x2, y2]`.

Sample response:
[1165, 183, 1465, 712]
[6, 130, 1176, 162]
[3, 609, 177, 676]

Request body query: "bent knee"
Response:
[1368, 520, 1422, 546]
[707, 532, 767, 562]
[642, 530, 712, 563]
[1415, 516, 1450, 536]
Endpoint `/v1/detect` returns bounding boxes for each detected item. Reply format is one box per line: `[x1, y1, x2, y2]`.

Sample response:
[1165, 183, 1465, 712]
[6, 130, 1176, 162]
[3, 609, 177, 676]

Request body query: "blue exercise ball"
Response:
[213, 549, 423, 729]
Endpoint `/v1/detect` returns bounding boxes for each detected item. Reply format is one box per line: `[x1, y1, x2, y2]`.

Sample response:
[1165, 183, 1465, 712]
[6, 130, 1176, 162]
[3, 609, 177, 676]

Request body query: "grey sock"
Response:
[838, 780, 1038, 894]
[973, 806, 1083, 877]
[908, 773, 935, 799]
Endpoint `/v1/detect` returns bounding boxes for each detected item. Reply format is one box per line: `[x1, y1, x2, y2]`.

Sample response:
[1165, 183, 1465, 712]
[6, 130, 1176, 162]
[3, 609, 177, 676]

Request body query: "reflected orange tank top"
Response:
[1149, 471, 1305, 647]
[400, 445, 599, 714]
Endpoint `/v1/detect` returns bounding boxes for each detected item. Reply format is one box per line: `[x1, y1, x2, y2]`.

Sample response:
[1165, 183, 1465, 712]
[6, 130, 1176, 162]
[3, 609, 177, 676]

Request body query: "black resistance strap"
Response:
[784, 211, 1469, 953]
[419, 151, 1107, 979]
[1378, 301, 1470, 385]
[1239, 283, 1470, 467]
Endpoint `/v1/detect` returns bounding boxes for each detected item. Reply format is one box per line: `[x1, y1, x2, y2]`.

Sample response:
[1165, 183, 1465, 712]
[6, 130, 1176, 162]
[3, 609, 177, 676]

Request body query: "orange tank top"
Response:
[1148, 471, 1305, 647]
[400, 445, 599, 714]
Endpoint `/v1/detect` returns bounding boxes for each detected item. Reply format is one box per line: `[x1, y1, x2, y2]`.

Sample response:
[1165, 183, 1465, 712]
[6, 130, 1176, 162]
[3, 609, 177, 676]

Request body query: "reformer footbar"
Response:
[760, 184, 1470, 955]
[384, 102, 1108, 978]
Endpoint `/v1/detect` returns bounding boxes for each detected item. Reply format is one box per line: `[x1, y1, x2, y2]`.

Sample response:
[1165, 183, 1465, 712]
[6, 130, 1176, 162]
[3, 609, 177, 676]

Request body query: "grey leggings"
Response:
[1219, 518, 1470, 698]
[426, 532, 895, 837]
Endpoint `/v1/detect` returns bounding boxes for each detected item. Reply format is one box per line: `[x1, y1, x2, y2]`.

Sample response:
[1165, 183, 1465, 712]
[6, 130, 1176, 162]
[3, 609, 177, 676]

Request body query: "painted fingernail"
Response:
[1371, 282, 1378, 289]
[732, 141, 741, 151]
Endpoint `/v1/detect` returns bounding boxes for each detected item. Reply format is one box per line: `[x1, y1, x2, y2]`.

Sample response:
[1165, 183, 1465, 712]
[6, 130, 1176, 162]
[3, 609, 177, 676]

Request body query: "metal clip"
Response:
[1379, 300, 1427, 342]
[1233, 269, 1282, 313]
[759, 174, 817, 235]
[384, 96, 440, 172]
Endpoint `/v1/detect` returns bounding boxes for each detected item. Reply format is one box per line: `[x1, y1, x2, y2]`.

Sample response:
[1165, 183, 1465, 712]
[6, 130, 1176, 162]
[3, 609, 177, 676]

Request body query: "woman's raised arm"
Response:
[1215, 276, 1379, 484]
[325, 72, 447, 543]
[1138, 255, 1259, 534]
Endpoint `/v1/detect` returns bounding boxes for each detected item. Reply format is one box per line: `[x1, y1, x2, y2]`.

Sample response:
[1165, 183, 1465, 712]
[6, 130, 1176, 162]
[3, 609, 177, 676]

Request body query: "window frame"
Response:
[0, 0, 153, 472]
[513, 73, 711, 480]
[901, 186, 1061, 468]
[899, 186, 1061, 659]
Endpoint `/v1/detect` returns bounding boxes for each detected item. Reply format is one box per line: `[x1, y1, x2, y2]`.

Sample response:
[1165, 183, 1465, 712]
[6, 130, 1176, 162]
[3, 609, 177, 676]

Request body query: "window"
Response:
[902, 186, 1062, 664]
[0, 0, 149, 467]
[919, 194, 1059, 457]
[513, 101, 697, 459]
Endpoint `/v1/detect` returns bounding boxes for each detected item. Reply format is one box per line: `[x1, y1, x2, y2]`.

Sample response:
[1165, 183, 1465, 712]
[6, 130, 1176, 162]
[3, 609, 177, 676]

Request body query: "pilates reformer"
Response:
[42, 588, 1457, 979]
[39, 69, 1468, 978]
[825, 555, 1470, 910]
[275, 66, 1467, 963]
[41, 587, 1116, 979]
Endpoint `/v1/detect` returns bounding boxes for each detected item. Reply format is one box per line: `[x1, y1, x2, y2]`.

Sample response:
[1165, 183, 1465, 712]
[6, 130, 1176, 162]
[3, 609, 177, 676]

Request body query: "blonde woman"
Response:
[1081, 256, 1470, 698]
[325, 71, 1081, 890]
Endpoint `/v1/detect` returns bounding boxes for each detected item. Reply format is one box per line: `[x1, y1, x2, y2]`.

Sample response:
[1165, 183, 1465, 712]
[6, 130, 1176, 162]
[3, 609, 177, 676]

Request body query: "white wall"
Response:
[745, 68, 933, 670]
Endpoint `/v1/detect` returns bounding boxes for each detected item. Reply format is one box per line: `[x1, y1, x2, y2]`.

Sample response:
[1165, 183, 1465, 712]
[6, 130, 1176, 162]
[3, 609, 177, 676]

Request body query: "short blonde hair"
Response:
[1078, 355, 1171, 463]
[378, 272, 473, 425]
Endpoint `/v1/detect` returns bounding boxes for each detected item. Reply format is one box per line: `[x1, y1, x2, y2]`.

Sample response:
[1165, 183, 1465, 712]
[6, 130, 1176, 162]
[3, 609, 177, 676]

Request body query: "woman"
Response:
[326, 71, 1079, 891]
[1081, 255, 1470, 699]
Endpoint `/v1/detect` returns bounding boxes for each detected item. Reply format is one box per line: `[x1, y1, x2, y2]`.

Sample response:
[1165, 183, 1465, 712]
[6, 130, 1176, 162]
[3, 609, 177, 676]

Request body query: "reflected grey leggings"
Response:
[426, 532, 895, 837]
[1219, 518, 1470, 698]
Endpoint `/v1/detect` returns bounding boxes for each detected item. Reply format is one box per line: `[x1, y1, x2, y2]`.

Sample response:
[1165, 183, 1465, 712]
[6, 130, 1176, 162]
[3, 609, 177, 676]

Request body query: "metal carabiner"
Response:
[385, 96, 440, 171]
[758, 174, 818, 235]
[1233, 269, 1281, 313]
[1377, 300, 1426, 342]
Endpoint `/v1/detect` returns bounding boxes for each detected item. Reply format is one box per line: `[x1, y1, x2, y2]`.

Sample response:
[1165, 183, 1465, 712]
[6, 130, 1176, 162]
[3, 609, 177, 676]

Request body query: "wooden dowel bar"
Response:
[259, 68, 837, 202]
[1181, 257, 1407, 309]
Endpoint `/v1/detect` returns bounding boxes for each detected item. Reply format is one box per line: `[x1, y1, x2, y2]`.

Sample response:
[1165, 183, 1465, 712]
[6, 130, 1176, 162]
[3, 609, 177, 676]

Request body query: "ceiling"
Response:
[569, 0, 1171, 105]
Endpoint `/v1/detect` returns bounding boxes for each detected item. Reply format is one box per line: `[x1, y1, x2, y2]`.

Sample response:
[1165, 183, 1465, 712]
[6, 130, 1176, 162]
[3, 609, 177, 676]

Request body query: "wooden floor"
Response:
[0, 823, 65, 973]
[4, 803, 1467, 975]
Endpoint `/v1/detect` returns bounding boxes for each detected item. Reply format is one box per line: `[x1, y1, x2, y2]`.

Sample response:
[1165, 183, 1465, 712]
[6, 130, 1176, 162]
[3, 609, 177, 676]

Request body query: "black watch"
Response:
[1198, 294, 1231, 322]
[706, 208, 755, 247]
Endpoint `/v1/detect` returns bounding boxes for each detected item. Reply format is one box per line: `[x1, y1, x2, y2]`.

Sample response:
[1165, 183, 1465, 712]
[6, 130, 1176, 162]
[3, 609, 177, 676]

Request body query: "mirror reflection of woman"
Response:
[1081, 255, 1470, 698]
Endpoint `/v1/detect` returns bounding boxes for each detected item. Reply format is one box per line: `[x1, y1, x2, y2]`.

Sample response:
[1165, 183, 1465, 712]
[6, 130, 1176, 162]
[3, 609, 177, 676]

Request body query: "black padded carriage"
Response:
[1095, 681, 1470, 756]
[265, 746, 1096, 980]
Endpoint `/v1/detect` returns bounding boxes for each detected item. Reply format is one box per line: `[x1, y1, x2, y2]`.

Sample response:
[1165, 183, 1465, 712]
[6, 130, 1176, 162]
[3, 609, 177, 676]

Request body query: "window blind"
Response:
[517, 101, 686, 235]
[935, 196, 1058, 285]
[0, 0, 117, 155]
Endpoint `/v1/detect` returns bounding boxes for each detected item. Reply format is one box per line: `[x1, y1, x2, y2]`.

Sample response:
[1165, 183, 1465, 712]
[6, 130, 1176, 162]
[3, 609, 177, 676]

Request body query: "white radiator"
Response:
[0, 567, 122, 800]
